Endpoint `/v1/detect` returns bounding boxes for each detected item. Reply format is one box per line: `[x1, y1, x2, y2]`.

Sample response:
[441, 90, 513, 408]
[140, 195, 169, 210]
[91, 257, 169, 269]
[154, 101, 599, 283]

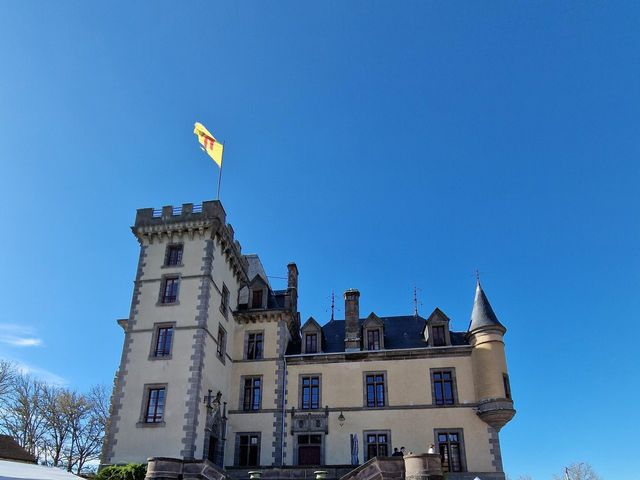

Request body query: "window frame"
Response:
[366, 329, 382, 350]
[216, 325, 226, 363]
[363, 371, 388, 408]
[251, 288, 264, 309]
[149, 322, 175, 359]
[503, 373, 511, 399]
[220, 284, 230, 319]
[305, 333, 318, 354]
[432, 325, 446, 346]
[235, 432, 261, 467]
[363, 430, 391, 461]
[163, 243, 184, 267]
[245, 331, 264, 360]
[299, 374, 322, 410]
[158, 275, 180, 305]
[427, 319, 451, 347]
[137, 383, 167, 427]
[240, 376, 262, 412]
[430, 368, 458, 406]
[434, 429, 466, 473]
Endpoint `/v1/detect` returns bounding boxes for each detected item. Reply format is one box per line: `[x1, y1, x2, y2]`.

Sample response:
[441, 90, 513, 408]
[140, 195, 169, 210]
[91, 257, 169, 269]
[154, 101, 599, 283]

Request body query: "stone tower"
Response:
[101, 201, 248, 466]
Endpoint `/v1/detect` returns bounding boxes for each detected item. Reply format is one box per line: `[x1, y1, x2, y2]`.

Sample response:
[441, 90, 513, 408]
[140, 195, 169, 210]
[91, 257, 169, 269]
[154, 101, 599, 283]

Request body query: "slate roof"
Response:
[236, 288, 287, 311]
[468, 282, 505, 332]
[0, 435, 36, 463]
[245, 254, 271, 288]
[287, 315, 468, 354]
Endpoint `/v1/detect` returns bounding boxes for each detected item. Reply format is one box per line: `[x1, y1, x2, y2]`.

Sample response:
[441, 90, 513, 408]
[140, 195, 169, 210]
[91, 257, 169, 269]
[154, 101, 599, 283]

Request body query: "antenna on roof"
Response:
[413, 286, 419, 318]
[331, 290, 335, 321]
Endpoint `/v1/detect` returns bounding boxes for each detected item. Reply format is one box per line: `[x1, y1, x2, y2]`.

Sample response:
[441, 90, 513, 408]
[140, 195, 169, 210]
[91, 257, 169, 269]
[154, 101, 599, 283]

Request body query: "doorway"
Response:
[298, 434, 322, 466]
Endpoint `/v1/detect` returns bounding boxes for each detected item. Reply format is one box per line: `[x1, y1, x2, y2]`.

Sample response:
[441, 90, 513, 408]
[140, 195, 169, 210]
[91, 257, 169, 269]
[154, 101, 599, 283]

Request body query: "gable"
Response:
[362, 312, 383, 329]
[301, 317, 322, 333]
[426, 307, 450, 324]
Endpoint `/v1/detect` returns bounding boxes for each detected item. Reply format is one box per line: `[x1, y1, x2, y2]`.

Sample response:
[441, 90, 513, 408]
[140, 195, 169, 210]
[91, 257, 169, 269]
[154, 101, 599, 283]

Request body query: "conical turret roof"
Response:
[468, 281, 506, 333]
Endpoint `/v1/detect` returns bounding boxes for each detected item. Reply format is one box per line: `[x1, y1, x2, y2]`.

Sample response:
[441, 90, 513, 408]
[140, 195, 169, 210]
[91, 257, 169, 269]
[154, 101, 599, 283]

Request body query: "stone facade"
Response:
[102, 200, 515, 480]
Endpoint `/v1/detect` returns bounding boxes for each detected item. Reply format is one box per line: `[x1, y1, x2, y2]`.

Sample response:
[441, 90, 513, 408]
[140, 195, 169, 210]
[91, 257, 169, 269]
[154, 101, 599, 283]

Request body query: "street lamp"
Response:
[338, 411, 345, 427]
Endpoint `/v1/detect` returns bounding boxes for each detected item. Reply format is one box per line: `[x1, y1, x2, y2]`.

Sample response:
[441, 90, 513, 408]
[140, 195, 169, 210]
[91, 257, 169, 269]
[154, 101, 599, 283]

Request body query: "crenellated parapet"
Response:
[132, 200, 248, 282]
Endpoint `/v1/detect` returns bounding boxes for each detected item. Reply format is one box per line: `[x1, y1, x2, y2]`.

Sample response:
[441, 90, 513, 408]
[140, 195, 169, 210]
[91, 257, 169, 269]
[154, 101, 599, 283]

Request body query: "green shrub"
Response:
[96, 463, 146, 480]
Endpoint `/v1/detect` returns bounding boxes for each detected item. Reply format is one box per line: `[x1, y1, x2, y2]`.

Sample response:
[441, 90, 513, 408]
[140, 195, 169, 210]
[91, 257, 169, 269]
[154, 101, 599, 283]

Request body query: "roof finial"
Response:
[331, 290, 335, 322]
[475, 269, 481, 285]
[413, 286, 419, 318]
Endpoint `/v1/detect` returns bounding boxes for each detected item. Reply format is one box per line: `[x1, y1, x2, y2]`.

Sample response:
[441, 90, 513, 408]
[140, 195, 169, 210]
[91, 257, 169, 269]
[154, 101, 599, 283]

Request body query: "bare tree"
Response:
[0, 360, 15, 399]
[72, 385, 109, 474]
[0, 361, 109, 474]
[0, 373, 47, 457]
[61, 391, 91, 472]
[554, 463, 601, 480]
[40, 385, 71, 467]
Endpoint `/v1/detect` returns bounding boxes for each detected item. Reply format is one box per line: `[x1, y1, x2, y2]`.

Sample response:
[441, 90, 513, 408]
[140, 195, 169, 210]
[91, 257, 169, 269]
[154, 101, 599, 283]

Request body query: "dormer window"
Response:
[432, 325, 446, 346]
[362, 313, 384, 351]
[366, 330, 381, 350]
[300, 317, 323, 354]
[305, 333, 318, 354]
[425, 308, 452, 347]
[251, 289, 263, 309]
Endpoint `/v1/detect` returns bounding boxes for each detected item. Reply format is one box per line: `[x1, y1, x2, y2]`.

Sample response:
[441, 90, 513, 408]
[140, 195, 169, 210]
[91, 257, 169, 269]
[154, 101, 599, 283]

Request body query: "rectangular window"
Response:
[437, 431, 464, 472]
[145, 387, 166, 423]
[242, 377, 262, 411]
[160, 277, 179, 304]
[251, 290, 263, 309]
[367, 330, 381, 350]
[503, 374, 511, 399]
[165, 245, 183, 266]
[365, 373, 386, 408]
[305, 333, 318, 353]
[432, 326, 446, 346]
[237, 434, 260, 466]
[220, 284, 230, 318]
[432, 370, 455, 406]
[301, 376, 320, 410]
[217, 327, 226, 360]
[246, 332, 264, 360]
[365, 432, 389, 461]
[154, 327, 173, 357]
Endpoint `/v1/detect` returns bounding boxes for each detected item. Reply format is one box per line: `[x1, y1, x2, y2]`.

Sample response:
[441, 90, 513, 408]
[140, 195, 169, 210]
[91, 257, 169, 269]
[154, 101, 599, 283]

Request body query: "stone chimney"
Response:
[344, 289, 361, 351]
[286, 263, 299, 313]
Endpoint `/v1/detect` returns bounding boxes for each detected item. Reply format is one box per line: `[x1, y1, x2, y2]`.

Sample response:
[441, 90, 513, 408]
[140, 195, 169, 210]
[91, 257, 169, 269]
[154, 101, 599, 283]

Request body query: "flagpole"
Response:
[216, 142, 224, 200]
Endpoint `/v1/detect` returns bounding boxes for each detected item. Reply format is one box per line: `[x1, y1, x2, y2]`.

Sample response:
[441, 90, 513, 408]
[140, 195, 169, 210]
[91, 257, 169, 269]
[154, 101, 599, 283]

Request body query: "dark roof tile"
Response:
[0, 435, 37, 463]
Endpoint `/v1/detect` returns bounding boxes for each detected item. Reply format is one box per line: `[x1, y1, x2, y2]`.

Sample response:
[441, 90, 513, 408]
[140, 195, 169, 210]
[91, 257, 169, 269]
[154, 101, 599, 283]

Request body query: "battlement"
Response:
[134, 200, 227, 228]
[132, 200, 248, 281]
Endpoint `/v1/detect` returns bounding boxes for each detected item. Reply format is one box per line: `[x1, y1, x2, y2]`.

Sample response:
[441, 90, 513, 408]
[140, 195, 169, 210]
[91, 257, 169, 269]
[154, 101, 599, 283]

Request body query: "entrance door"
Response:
[298, 435, 322, 466]
[298, 435, 322, 465]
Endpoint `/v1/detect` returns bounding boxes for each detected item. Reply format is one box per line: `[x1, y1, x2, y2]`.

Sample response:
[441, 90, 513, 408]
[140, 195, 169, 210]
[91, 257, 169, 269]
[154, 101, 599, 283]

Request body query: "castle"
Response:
[101, 200, 515, 480]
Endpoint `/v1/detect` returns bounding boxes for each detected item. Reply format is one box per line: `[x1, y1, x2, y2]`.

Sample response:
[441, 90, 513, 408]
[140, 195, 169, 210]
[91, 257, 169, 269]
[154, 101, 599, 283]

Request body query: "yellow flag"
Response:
[194, 122, 223, 167]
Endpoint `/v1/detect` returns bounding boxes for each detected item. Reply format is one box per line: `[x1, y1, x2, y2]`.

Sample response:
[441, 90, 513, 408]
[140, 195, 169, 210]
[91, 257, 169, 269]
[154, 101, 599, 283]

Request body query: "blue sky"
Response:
[0, 1, 638, 478]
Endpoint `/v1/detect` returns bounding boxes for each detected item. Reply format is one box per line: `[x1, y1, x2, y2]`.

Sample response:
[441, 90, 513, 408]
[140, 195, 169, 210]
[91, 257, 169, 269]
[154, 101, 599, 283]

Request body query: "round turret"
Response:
[467, 282, 515, 431]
